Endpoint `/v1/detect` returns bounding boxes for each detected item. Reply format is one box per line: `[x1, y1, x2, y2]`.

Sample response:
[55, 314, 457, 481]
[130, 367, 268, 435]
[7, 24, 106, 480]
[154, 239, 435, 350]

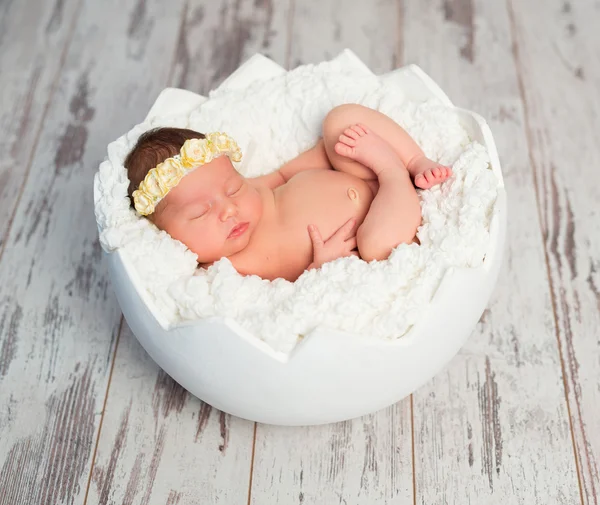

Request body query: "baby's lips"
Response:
[228, 222, 249, 238]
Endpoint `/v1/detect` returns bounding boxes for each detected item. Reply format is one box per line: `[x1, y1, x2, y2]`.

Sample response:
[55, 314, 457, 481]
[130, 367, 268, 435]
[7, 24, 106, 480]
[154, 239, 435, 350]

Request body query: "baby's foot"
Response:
[408, 156, 453, 189]
[334, 124, 404, 177]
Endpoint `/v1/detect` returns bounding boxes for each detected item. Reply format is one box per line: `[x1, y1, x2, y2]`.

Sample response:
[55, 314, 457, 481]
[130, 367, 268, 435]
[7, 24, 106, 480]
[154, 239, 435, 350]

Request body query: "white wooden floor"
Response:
[0, 0, 598, 503]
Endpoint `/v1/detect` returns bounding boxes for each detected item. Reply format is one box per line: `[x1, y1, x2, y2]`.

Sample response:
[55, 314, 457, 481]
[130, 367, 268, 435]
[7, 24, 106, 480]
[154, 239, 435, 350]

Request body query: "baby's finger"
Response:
[307, 224, 324, 249]
[332, 218, 356, 239]
[345, 236, 358, 250]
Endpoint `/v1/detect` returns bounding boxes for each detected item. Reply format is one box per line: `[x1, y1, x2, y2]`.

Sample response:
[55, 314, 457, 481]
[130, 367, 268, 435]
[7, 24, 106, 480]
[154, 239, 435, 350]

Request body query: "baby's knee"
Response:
[356, 227, 388, 263]
[323, 103, 370, 138]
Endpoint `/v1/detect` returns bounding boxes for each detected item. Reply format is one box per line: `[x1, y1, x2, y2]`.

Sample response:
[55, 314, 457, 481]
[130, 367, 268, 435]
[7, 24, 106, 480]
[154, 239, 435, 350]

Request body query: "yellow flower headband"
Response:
[132, 132, 242, 216]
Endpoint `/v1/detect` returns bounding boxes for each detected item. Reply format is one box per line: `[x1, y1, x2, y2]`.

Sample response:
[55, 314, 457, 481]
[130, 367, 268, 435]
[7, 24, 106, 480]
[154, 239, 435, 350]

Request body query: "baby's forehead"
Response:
[169, 156, 240, 201]
[190, 156, 239, 183]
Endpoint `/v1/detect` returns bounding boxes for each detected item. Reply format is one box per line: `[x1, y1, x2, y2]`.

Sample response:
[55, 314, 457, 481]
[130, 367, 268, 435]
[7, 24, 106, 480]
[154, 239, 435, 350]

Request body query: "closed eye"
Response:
[228, 182, 245, 196]
[193, 206, 210, 219]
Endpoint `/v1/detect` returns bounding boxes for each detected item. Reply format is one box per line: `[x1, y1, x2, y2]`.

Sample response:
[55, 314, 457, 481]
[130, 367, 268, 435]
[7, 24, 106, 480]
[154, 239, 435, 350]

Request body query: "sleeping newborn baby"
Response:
[125, 104, 451, 282]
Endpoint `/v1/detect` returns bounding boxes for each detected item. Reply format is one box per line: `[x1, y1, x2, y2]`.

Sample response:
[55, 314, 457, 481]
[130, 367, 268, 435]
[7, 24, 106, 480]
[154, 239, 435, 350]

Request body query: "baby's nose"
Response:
[219, 201, 238, 221]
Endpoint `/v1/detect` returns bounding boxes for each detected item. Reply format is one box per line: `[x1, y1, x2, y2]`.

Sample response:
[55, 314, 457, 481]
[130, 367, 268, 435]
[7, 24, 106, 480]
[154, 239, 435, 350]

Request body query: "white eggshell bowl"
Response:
[102, 51, 507, 426]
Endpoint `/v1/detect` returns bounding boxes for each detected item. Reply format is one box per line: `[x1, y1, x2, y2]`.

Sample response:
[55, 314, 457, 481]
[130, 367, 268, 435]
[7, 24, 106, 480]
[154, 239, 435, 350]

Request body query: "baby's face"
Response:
[153, 156, 263, 263]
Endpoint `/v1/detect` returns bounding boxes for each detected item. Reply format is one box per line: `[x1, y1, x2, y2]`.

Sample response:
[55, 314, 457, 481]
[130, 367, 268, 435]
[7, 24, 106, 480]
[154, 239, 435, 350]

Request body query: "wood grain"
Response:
[0, 0, 189, 502]
[248, 3, 414, 504]
[403, 0, 581, 503]
[171, 0, 291, 93]
[507, 0, 600, 502]
[88, 1, 292, 503]
[0, 0, 81, 251]
[250, 403, 414, 505]
[87, 326, 255, 505]
[288, 0, 401, 72]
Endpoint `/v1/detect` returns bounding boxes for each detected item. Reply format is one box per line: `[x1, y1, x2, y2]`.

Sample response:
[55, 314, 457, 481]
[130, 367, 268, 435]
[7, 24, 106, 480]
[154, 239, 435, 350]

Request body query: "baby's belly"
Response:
[274, 169, 375, 273]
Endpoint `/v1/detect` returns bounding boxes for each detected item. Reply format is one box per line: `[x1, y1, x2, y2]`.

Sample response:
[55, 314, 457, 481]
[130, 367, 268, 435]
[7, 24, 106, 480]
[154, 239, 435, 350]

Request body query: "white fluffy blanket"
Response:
[94, 55, 499, 354]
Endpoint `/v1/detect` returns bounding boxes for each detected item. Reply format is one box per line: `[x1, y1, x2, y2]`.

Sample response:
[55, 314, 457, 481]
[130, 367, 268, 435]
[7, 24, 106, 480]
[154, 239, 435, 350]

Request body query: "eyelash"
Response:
[194, 182, 243, 219]
[228, 183, 244, 196]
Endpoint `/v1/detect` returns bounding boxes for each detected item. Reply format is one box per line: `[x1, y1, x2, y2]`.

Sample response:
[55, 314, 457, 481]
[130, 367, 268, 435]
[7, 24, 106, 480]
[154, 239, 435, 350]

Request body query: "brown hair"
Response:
[124, 127, 205, 204]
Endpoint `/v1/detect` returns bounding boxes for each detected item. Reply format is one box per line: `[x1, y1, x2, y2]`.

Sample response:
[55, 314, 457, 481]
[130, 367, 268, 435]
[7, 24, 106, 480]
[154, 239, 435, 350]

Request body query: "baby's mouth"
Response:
[228, 222, 249, 239]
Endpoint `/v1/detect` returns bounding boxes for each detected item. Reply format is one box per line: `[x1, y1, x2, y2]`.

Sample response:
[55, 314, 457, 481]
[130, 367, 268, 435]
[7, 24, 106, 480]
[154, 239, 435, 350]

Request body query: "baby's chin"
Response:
[195, 252, 220, 268]
[193, 244, 245, 266]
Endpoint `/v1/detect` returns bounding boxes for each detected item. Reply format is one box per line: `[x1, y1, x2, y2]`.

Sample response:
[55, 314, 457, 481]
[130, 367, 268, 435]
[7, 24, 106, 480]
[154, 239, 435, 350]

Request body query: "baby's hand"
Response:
[307, 218, 359, 270]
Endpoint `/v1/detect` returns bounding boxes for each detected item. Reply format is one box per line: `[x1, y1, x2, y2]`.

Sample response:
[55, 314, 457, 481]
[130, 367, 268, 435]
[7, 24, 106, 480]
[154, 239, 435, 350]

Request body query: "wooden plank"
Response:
[86, 326, 255, 505]
[249, 3, 414, 504]
[402, 0, 582, 503]
[507, 0, 600, 502]
[250, 404, 414, 505]
[0, 0, 81, 249]
[0, 0, 192, 503]
[88, 1, 292, 503]
[288, 0, 401, 72]
[170, 0, 291, 92]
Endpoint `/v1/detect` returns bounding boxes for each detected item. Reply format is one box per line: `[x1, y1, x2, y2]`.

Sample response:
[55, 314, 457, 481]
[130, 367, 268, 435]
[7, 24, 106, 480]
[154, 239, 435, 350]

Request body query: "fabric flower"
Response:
[132, 190, 155, 216]
[140, 169, 167, 198]
[207, 132, 242, 162]
[181, 138, 213, 168]
[156, 157, 184, 187]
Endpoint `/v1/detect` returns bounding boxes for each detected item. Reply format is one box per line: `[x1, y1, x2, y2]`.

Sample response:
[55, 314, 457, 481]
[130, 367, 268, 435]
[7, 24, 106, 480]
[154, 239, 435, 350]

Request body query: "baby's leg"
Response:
[335, 124, 422, 261]
[322, 103, 451, 189]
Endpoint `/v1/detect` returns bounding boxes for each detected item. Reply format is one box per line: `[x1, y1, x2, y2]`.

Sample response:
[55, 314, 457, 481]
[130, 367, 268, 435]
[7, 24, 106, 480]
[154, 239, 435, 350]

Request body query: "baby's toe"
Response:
[343, 128, 361, 141]
[414, 173, 430, 189]
[350, 124, 368, 137]
[416, 165, 452, 189]
[335, 141, 355, 158]
[339, 133, 356, 146]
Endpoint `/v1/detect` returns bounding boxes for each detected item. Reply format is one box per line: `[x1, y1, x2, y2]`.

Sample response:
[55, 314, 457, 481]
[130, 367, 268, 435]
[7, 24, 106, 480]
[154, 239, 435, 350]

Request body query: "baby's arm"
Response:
[251, 140, 331, 189]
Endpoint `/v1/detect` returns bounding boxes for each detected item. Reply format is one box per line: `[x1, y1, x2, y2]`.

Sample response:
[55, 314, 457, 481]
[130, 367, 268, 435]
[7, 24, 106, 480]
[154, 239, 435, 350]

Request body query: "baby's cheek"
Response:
[175, 221, 203, 253]
[202, 222, 227, 255]
[251, 192, 263, 218]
